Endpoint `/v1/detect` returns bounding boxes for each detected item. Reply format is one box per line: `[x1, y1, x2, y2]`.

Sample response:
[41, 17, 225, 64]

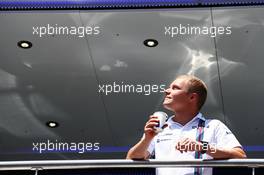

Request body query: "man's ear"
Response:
[190, 93, 198, 101]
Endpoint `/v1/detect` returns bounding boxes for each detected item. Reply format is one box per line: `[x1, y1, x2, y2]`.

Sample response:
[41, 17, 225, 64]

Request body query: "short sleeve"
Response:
[214, 120, 242, 149]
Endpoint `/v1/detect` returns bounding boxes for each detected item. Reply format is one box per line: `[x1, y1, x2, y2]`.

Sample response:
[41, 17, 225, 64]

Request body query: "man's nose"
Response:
[165, 88, 170, 95]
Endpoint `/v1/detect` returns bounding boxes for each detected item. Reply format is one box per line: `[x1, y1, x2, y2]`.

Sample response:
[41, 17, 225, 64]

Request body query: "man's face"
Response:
[163, 78, 192, 112]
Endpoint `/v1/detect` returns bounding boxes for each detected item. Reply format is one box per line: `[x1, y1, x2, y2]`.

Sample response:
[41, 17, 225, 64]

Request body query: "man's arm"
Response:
[126, 116, 161, 160]
[209, 120, 247, 159]
[206, 145, 247, 159]
[126, 135, 152, 160]
[175, 138, 247, 159]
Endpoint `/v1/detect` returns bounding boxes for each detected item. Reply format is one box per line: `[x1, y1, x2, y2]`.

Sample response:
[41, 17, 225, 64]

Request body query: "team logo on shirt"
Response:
[159, 133, 173, 136]
[157, 138, 172, 143]
[226, 131, 232, 134]
[192, 125, 210, 129]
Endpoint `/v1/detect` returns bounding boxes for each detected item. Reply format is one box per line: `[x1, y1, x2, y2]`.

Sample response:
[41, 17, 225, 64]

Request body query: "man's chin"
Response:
[163, 103, 173, 111]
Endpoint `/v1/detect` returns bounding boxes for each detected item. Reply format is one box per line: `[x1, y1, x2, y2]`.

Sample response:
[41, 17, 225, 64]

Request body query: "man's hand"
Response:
[144, 115, 168, 140]
[175, 138, 247, 159]
[126, 115, 168, 160]
[175, 138, 203, 153]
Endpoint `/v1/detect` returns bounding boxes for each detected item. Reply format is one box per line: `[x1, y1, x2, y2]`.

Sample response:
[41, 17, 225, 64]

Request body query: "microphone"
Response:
[153, 111, 168, 133]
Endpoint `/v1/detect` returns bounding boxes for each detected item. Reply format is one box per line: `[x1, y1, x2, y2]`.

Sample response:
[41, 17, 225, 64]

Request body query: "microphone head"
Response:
[153, 111, 168, 119]
[153, 111, 168, 133]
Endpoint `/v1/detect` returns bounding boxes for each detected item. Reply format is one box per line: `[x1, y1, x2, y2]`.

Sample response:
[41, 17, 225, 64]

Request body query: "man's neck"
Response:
[172, 111, 199, 126]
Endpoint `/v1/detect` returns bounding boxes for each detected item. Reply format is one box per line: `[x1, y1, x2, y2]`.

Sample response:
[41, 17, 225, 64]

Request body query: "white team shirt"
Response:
[147, 113, 242, 175]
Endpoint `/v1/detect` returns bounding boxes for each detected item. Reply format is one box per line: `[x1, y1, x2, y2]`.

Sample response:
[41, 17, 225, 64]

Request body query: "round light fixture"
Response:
[143, 39, 158, 47]
[17, 40, 32, 49]
[46, 121, 59, 128]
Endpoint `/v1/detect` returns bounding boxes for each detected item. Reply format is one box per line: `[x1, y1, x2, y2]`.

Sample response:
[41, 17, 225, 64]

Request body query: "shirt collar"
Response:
[168, 112, 205, 128]
[196, 112, 206, 122]
[184, 112, 205, 126]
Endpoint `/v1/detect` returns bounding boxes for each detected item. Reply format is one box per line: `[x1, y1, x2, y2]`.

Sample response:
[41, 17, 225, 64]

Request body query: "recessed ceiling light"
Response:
[143, 39, 158, 47]
[46, 121, 59, 128]
[17, 40, 32, 49]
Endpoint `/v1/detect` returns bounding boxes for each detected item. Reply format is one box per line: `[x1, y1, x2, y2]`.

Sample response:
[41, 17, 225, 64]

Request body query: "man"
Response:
[126, 75, 246, 175]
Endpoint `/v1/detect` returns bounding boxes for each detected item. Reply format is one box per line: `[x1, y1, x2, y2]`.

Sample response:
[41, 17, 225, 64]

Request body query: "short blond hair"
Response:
[176, 75, 207, 110]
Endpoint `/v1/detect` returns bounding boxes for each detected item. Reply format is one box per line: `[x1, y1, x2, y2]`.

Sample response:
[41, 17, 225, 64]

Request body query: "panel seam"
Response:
[210, 7, 226, 124]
